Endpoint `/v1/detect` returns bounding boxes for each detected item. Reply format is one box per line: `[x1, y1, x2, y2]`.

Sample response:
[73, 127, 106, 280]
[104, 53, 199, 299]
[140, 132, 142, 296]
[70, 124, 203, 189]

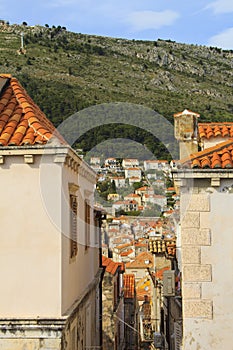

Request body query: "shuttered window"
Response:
[85, 200, 90, 250]
[70, 194, 78, 258]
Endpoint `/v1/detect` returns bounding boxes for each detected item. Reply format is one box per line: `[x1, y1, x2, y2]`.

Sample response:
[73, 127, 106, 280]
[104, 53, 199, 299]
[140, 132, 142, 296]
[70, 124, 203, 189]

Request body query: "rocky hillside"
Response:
[0, 22, 233, 154]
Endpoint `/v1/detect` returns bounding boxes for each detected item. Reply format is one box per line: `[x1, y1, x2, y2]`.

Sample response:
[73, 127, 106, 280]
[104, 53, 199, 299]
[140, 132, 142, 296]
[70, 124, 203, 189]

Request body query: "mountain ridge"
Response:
[0, 22, 232, 156]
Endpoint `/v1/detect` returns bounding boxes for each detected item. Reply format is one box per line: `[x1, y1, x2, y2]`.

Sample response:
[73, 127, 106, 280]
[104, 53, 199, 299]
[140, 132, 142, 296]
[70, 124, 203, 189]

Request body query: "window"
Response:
[85, 200, 90, 250]
[70, 193, 78, 258]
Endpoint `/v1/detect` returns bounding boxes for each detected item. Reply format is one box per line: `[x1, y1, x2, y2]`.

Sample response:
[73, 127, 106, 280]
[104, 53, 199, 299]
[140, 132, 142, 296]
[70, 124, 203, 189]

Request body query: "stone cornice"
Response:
[0, 318, 67, 337]
[172, 169, 233, 179]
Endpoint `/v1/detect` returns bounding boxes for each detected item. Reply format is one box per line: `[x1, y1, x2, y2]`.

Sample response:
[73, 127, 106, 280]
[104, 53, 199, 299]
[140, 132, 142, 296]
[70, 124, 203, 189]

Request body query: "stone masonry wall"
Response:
[180, 192, 213, 320]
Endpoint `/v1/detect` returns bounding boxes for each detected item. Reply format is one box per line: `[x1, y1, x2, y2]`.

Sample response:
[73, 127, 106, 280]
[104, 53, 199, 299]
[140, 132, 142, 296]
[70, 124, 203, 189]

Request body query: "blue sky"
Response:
[1, 0, 233, 49]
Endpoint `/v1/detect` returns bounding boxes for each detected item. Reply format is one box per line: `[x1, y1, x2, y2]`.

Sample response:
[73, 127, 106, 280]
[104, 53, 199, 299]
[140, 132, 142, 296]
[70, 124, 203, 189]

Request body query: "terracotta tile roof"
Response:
[148, 239, 176, 256]
[0, 74, 64, 146]
[120, 249, 134, 257]
[166, 187, 175, 192]
[127, 167, 140, 170]
[156, 266, 170, 279]
[126, 251, 153, 269]
[135, 186, 147, 191]
[124, 274, 135, 299]
[102, 255, 124, 275]
[134, 242, 147, 248]
[198, 122, 233, 139]
[115, 242, 132, 250]
[125, 193, 141, 198]
[182, 139, 233, 169]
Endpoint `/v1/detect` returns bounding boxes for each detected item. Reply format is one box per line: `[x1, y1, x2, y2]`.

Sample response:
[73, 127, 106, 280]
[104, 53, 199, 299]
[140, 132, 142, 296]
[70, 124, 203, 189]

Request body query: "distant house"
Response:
[105, 157, 117, 168]
[90, 156, 101, 165]
[144, 159, 169, 171]
[112, 200, 139, 215]
[129, 176, 141, 185]
[125, 251, 154, 282]
[122, 158, 139, 168]
[125, 167, 142, 180]
[0, 74, 102, 349]
[110, 176, 126, 188]
[135, 186, 154, 196]
[107, 193, 120, 201]
[154, 179, 165, 188]
[143, 194, 167, 209]
[124, 193, 142, 206]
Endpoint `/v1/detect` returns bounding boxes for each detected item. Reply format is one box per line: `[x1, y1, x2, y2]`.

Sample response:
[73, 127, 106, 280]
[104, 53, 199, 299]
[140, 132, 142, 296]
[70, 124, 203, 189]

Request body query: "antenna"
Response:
[20, 32, 24, 50]
[17, 31, 26, 54]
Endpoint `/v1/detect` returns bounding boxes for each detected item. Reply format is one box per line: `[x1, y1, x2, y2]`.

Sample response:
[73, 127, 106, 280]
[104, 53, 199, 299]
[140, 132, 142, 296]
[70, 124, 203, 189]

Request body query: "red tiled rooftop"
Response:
[115, 242, 132, 250]
[124, 274, 135, 299]
[120, 249, 134, 257]
[182, 139, 233, 169]
[126, 167, 140, 170]
[125, 193, 141, 198]
[148, 238, 176, 256]
[198, 122, 233, 139]
[126, 251, 153, 268]
[102, 256, 124, 275]
[135, 186, 148, 191]
[0, 74, 64, 147]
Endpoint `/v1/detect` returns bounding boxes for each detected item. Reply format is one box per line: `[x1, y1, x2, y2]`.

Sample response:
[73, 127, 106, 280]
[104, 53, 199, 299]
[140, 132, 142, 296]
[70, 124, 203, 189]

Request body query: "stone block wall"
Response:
[180, 193, 213, 320]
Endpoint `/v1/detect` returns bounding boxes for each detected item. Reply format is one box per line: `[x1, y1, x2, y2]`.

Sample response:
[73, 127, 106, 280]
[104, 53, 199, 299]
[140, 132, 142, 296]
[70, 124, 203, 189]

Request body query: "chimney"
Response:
[173, 109, 200, 160]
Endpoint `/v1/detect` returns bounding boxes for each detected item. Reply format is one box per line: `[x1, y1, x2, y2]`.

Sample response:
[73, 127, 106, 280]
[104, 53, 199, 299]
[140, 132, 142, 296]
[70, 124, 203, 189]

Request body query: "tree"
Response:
[133, 181, 144, 191]
[143, 204, 161, 217]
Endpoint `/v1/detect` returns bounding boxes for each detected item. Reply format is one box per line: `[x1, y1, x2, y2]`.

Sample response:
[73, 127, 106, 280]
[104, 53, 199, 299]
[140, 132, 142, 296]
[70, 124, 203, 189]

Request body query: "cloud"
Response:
[208, 27, 233, 49]
[207, 0, 233, 14]
[126, 10, 180, 32]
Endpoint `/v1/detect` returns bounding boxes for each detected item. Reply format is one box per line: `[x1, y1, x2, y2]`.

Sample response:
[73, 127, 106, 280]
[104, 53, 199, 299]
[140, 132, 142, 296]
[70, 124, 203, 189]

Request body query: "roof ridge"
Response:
[199, 122, 233, 125]
[0, 75, 66, 146]
[11, 77, 55, 138]
[189, 138, 233, 161]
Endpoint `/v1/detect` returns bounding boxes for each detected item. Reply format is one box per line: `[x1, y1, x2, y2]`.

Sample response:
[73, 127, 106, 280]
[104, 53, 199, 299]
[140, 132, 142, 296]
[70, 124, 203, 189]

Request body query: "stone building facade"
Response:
[173, 109, 233, 349]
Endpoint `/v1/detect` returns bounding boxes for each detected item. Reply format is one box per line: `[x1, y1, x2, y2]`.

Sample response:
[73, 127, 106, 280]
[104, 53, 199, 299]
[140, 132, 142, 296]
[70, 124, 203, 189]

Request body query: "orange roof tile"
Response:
[182, 139, 233, 169]
[148, 238, 176, 256]
[0, 74, 65, 147]
[115, 242, 132, 250]
[125, 193, 141, 198]
[124, 274, 135, 299]
[126, 251, 153, 268]
[198, 122, 233, 139]
[120, 249, 134, 257]
[102, 255, 124, 275]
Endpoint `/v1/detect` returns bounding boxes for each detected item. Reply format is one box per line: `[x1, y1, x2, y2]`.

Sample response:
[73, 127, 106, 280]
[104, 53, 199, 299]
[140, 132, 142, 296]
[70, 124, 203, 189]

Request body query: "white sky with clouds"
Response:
[1, 0, 233, 49]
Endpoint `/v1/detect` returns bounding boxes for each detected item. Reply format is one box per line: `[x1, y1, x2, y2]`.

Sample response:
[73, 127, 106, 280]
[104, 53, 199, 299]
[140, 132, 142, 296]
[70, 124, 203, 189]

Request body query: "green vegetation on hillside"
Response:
[0, 23, 233, 158]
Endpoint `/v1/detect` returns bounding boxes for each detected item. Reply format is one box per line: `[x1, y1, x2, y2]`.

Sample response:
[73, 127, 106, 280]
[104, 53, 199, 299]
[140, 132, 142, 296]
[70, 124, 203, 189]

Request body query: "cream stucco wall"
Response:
[0, 146, 99, 317]
[0, 152, 62, 317]
[61, 158, 99, 315]
[201, 136, 226, 150]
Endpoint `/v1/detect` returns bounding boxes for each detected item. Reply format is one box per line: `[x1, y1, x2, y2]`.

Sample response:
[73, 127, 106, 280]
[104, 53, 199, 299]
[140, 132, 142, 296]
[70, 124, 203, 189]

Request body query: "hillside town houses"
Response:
[0, 74, 232, 350]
